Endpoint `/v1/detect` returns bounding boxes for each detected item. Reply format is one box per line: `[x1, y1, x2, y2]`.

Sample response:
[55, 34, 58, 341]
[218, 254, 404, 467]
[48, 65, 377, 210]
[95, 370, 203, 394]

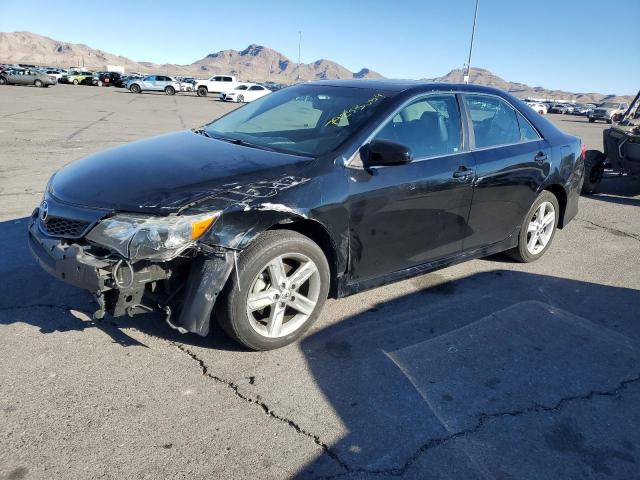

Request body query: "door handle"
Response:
[534, 152, 548, 163]
[453, 166, 473, 180]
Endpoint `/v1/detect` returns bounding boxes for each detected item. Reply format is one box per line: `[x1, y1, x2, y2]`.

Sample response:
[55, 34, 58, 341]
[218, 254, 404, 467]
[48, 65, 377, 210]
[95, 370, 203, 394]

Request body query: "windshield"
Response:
[205, 84, 394, 157]
[600, 103, 619, 109]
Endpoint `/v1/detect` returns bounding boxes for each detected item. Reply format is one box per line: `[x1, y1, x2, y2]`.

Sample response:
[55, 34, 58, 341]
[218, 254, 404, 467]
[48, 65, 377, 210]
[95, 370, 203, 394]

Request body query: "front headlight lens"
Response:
[86, 212, 219, 261]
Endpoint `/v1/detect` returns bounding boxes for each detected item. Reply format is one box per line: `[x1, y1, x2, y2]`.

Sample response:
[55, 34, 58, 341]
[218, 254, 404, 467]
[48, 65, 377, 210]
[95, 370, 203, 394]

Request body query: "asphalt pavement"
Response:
[1, 84, 639, 479]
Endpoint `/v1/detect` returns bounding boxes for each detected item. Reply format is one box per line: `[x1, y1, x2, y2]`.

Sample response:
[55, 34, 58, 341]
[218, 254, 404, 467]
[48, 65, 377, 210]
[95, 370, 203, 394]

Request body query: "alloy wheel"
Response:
[246, 253, 321, 338]
[526, 201, 555, 255]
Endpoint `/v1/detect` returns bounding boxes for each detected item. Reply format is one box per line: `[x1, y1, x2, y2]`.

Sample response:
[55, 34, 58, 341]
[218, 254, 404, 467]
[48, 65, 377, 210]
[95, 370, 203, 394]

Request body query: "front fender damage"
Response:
[172, 249, 236, 336]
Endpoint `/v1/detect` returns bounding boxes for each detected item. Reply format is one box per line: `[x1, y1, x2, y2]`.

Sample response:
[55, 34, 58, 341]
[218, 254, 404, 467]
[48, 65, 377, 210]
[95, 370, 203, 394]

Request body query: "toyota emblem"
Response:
[39, 201, 49, 222]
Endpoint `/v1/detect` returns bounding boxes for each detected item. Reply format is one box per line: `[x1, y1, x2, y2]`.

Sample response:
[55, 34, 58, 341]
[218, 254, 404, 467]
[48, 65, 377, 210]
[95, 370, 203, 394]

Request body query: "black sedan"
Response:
[28, 80, 584, 350]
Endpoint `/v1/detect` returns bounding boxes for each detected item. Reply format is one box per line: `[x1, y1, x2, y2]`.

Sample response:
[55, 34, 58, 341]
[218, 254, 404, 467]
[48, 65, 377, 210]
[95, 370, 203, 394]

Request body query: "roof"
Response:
[307, 78, 509, 96]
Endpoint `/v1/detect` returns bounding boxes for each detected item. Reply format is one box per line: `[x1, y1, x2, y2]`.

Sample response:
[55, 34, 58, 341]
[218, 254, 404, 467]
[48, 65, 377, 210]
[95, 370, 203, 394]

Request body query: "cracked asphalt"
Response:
[1, 85, 639, 479]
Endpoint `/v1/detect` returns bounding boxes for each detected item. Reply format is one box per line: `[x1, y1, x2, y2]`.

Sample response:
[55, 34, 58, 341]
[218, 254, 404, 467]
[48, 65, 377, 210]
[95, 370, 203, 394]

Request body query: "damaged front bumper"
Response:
[28, 210, 235, 336]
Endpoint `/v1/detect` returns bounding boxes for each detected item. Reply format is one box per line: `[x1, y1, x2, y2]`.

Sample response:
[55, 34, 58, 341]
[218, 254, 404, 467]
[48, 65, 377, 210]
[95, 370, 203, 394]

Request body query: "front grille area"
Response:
[40, 216, 91, 238]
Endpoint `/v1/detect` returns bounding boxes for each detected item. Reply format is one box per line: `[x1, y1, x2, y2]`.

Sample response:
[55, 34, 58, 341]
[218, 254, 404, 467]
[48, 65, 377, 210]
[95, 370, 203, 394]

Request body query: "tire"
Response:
[0, 77, 7, 85]
[34, 79, 43, 88]
[197, 86, 207, 97]
[237, 94, 244, 103]
[506, 191, 560, 263]
[216, 230, 330, 351]
[129, 84, 141, 94]
[606, 118, 612, 124]
[72, 79, 79, 85]
[165, 86, 175, 96]
[588, 118, 595, 123]
[581, 150, 605, 194]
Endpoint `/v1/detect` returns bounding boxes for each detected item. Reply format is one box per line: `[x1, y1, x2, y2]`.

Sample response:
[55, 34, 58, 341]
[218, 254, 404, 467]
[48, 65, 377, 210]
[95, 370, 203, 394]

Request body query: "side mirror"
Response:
[361, 139, 412, 168]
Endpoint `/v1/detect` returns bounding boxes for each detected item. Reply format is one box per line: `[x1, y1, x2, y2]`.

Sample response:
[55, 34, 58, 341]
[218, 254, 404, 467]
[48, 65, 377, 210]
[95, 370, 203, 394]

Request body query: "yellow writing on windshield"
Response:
[324, 93, 386, 127]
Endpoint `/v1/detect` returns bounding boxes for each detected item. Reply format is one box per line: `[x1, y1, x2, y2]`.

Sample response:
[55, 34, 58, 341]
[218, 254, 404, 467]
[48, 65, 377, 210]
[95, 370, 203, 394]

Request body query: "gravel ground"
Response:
[1, 84, 639, 480]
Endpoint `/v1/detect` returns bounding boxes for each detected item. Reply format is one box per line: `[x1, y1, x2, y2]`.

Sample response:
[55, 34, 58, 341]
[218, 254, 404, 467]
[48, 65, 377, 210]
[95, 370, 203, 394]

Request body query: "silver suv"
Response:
[589, 102, 629, 124]
[126, 75, 181, 96]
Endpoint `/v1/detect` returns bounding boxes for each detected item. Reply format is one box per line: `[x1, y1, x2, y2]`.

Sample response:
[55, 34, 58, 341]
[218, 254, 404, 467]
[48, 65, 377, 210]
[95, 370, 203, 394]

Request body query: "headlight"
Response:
[86, 212, 219, 262]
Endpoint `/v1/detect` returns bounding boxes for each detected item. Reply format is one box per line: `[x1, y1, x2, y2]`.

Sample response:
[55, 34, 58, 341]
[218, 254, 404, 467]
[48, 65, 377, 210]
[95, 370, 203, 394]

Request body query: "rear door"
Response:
[347, 93, 476, 281]
[463, 94, 550, 250]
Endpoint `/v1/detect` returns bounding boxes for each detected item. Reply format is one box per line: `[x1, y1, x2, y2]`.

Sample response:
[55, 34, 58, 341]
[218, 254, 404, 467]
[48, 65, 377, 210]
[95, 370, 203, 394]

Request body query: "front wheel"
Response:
[506, 191, 559, 263]
[129, 84, 141, 94]
[72, 79, 79, 85]
[216, 230, 330, 351]
[165, 86, 175, 96]
[197, 86, 207, 97]
[34, 79, 43, 87]
[0, 77, 6, 85]
[237, 94, 244, 103]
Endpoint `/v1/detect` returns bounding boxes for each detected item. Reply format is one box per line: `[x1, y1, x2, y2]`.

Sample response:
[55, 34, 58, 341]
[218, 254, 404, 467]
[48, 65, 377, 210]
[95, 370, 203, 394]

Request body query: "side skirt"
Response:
[337, 235, 518, 298]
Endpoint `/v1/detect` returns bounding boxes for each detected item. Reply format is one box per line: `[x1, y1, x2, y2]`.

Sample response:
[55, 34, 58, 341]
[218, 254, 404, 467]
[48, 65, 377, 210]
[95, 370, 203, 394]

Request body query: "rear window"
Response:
[465, 95, 521, 148]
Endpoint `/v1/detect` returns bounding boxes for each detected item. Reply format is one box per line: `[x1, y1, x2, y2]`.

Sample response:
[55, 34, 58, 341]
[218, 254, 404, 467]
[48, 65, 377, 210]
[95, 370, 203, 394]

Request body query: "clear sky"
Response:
[1, 0, 638, 95]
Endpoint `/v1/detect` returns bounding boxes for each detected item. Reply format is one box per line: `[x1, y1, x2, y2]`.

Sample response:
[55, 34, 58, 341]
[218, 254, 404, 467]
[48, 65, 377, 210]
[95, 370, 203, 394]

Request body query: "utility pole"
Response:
[297, 30, 302, 82]
[464, 0, 479, 84]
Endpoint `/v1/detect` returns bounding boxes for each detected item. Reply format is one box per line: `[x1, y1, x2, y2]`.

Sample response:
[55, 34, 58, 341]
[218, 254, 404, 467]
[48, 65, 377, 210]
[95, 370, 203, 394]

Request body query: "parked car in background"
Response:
[221, 83, 272, 103]
[194, 75, 238, 97]
[0, 68, 56, 87]
[548, 104, 570, 114]
[40, 69, 64, 82]
[60, 71, 93, 85]
[28, 81, 584, 350]
[589, 102, 629, 124]
[572, 105, 593, 116]
[526, 102, 548, 115]
[95, 72, 122, 87]
[126, 75, 181, 95]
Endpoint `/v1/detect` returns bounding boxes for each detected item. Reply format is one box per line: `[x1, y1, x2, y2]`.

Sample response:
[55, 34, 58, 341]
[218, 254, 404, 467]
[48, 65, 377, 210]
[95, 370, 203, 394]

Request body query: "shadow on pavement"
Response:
[295, 269, 640, 478]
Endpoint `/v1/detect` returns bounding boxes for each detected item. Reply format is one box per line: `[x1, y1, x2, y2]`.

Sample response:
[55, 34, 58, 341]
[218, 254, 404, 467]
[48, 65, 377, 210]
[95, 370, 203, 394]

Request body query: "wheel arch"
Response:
[267, 219, 341, 298]
[543, 184, 568, 228]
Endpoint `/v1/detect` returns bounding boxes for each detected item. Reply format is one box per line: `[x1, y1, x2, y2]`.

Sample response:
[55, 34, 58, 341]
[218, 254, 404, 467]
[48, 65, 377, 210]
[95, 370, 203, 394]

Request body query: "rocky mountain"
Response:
[428, 68, 633, 104]
[0, 31, 632, 102]
[0, 31, 382, 82]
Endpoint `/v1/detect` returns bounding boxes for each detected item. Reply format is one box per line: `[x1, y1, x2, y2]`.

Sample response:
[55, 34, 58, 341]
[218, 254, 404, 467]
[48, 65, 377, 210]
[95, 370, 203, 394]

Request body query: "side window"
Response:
[465, 95, 520, 148]
[224, 77, 233, 82]
[374, 94, 462, 159]
[237, 85, 248, 90]
[516, 111, 541, 142]
[213, 76, 222, 81]
[145, 76, 156, 81]
[249, 85, 263, 91]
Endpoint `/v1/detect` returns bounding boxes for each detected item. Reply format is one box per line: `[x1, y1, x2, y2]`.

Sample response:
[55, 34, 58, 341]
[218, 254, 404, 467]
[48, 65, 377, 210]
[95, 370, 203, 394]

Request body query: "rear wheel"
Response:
[72, 79, 79, 85]
[197, 86, 207, 97]
[581, 150, 605, 194]
[165, 86, 175, 96]
[34, 79, 43, 88]
[216, 230, 330, 351]
[506, 191, 559, 263]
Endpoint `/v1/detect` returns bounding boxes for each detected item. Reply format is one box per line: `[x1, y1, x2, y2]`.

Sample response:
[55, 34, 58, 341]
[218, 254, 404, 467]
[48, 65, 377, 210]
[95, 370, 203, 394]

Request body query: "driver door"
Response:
[347, 94, 475, 282]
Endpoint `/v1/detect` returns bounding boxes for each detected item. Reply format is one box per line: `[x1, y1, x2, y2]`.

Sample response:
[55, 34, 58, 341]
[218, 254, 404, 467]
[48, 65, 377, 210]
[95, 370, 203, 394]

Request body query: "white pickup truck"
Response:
[194, 75, 238, 97]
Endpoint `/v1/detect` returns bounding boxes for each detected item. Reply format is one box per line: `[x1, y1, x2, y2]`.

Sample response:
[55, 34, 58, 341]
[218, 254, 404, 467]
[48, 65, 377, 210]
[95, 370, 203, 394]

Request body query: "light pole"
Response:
[297, 30, 302, 81]
[464, 0, 479, 84]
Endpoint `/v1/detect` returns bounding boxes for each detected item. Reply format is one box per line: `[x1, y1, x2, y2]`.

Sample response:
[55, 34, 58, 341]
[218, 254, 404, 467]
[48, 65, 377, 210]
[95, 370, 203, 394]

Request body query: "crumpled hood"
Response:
[49, 130, 313, 214]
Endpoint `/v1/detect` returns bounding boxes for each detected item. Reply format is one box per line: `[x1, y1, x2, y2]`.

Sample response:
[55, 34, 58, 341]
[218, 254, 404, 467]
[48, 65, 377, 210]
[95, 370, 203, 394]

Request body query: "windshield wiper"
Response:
[192, 128, 212, 138]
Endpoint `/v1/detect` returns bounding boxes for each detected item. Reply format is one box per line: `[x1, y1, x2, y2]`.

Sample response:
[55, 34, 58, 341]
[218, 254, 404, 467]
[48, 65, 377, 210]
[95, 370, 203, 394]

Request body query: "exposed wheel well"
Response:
[544, 184, 567, 227]
[268, 220, 340, 297]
